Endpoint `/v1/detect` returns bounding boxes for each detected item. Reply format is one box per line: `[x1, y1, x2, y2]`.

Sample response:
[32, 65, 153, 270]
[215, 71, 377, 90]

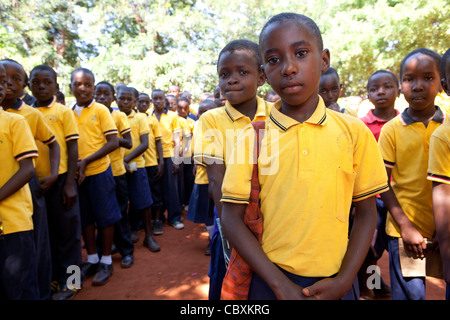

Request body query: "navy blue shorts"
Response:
[187, 183, 215, 225]
[78, 166, 122, 228]
[126, 167, 153, 211]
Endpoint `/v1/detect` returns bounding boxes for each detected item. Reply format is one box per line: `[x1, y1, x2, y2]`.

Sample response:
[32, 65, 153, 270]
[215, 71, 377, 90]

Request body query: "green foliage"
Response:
[1, 0, 448, 100]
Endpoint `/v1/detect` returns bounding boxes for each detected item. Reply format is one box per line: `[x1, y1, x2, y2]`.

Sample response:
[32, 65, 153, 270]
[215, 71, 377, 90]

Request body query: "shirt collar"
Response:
[269, 95, 327, 132]
[9, 99, 25, 111]
[72, 98, 95, 110]
[152, 107, 168, 116]
[400, 106, 445, 125]
[33, 96, 56, 109]
[364, 109, 400, 124]
[224, 96, 268, 122]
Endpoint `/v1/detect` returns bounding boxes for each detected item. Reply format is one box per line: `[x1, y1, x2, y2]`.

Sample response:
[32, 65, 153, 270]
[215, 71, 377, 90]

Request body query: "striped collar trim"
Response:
[400, 106, 444, 125]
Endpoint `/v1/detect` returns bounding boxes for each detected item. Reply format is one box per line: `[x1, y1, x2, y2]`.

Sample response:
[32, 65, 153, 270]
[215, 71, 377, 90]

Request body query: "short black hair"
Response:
[367, 70, 399, 90]
[117, 86, 135, 96]
[0, 58, 28, 84]
[71, 67, 95, 83]
[30, 65, 58, 82]
[321, 67, 339, 80]
[441, 48, 450, 80]
[152, 88, 164, 97]
[399, 48, 441, 80]
[259, 13, 323, 52]
[217, 39, 263, 72]
[177, 97, 190, 105]
[96, 81, 115, 95]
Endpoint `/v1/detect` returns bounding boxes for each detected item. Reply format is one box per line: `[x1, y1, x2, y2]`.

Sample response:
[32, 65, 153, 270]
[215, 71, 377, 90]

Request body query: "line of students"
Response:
[0, 12, 449, 301]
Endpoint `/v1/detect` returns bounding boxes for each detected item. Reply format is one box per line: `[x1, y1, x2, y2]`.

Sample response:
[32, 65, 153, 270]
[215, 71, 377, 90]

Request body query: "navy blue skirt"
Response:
[187, 183, 215, 225]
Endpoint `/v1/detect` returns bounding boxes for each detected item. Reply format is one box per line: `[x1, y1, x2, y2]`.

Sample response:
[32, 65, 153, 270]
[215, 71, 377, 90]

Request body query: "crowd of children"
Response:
[0, 11, 449, 301]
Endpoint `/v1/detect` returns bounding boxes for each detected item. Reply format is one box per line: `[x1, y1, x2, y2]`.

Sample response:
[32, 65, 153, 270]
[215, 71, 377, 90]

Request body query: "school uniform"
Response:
[104, 109, 134, 258]
[183, 117, 196, 206]
[193, 96, 271, 300]
[7, 100, 56, 300]
[34, 97, 83, 294]
[151, 109, 182, 224]
[124, 110, 153, 228]
[360, 109, 400, 141]
[0, 108, 39, 299]
[143, 113, 163, 215]
[221, 96, 388, 299]
[378, 106, 446, 299]
[427, 119, 450, 300]
[73, 100, 122, 229]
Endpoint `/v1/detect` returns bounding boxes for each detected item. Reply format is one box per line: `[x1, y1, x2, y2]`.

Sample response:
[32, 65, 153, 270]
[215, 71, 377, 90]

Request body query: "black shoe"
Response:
[51, 284, 78, 300]
[92, 263, 113, 286]
[152, 219, 163, 235]
[130, 230, 139, 243]
[121, 255, 134, 268]
[143, 236, 160, 252]
[81, 261, 99, 280]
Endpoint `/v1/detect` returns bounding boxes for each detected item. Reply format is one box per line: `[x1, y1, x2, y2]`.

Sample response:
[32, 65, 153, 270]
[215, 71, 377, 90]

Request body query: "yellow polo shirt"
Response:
[221, 96, 389, 277]
[193, 96, 271, 166]
[191, 122, 208, 185]
[379, 107, 446, 238]
[0, 109, 38, 235]
[124, 110, 149, 169]
[151, 109, 180, 158]
[73, 100, 118, 176]
[34, 97, 79, 179]
[144, 113, 162, 167]
[6, 100, 56, 180]
[427, 119, 450, 185]
[185, 117, 195, 158]
[110, 109, 131, 176]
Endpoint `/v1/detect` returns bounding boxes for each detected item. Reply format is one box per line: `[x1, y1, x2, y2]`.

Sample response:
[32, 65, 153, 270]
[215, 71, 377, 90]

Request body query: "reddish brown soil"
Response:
[74, 218, 446, 300]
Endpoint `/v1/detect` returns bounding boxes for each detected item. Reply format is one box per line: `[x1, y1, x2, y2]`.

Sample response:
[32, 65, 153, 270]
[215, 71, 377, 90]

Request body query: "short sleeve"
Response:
[151, 117, 162, 139]
[12, 116, 39, 161]
[427, 126, 450, 184]
[117, 112, 131, 136]
[193, 113, 224, 165]
[61, 106, 79, 141]
[35, 110, 56, 144]
[98, 105, 118, 136]
[378, 122, 396, 168]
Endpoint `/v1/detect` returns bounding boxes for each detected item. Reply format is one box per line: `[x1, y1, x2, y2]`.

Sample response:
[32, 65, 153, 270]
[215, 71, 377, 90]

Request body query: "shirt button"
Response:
[302, 150, 308, 155]
[300, 127, 305, 132]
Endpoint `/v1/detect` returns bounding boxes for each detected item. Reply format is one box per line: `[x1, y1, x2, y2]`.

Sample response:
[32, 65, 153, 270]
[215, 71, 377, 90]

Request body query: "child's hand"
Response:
[155, 162, 164, 180]
[401, 224, 426, 258]
[63, 181, 77, 210]
[172, 163, 179, 174]
[302, 277, 349, 300]
[39, 174, 58, 193]
[77, 159, 87, 185]
[274, 280, 316, 300]
[123, 161, 130, 172]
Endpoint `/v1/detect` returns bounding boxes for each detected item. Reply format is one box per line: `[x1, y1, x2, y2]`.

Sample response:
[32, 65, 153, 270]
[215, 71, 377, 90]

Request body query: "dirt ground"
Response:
[74, 218, 447, 300]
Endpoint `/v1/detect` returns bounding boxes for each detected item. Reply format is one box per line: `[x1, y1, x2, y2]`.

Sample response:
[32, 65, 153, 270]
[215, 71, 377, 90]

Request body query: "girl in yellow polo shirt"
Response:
[220, 13, 388, 300]
[71, 68, 122, 287]
[379, 48, 445, 300]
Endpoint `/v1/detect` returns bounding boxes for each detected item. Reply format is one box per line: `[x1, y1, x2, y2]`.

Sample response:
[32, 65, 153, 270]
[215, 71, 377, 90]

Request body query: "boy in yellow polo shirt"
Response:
[427, 48, 450, 300]
[1, 59, 60, 300]
[379, 48, 445, 300]
[151, 89, 184, 229]
[0, 63, 40, 299]
[71, 68, 122, 286]
[29, 65, 82, 300]
[220, 13, 388, 300]
[119, 86, 160, 252]
[193, 39, 271, 300]
[94, 81, 136, 268]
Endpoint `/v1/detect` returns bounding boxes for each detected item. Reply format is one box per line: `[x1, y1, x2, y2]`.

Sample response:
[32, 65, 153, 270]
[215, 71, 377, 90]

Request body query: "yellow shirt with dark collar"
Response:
[193, 96, 271, 167]
[6, 100, 56, 180]
[221, 96, 388, 277]
[34, 97, 79, 179]
[110, 109, 131, 176]
[379, 106, 446, 238]
[427, 119, 450, 185]
[73, 100, 118, 176]
[151, 109, 180, 158]
[0, 108, 38, 235]
[144, 113, 162, 167]
[124, 110, 149, 169]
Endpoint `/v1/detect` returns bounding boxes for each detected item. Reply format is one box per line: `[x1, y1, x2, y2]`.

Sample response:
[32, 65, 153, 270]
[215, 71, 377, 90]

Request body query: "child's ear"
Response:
[260, 65, 269, 85]
[321, 49, 331, 73]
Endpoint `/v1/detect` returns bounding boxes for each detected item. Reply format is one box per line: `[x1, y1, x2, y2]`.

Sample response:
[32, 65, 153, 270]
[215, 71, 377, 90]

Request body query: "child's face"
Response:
[167, 96, 177, 111]
[217, 49, 265, 106]
[177, 100, 189, 118]
[2, 61, 26, 101]
[137, 94, 151, 113]
[30, 70, 58, 103]
[70, 71, 95, 106]
[152, 91, 165, 110]
[401, 53, 441, 111]
[94, 84, 115, 108]
[0, 65, 7, 104]
[260, 21, 329, 107]
[367, 73, 399, 110]
[167, 85, 180, 98]
[214, 86, 226, 107]
[117, 90, 135, 114]
[319, 74, 341, 107]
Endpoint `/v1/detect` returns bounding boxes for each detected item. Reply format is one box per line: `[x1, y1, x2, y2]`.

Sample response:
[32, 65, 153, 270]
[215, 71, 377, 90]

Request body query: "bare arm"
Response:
[124, 134, 149, 164]
[432, 182, 450, 285]
[39, 140, 60, 192]
[63, 139, 78, 209]
[206, 163, 225, 219]
[119, 131, 132, 149]
[155, 138, 164, 180]
[380, 167, 426, 258]
[0, 157, 35, 202]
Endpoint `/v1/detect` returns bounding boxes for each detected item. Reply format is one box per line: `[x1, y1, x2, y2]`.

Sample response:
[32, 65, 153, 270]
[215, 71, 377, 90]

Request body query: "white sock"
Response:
[87, 254, 99, 264]
[100, 255, 112, 265]
[206, 225, 214, 240]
